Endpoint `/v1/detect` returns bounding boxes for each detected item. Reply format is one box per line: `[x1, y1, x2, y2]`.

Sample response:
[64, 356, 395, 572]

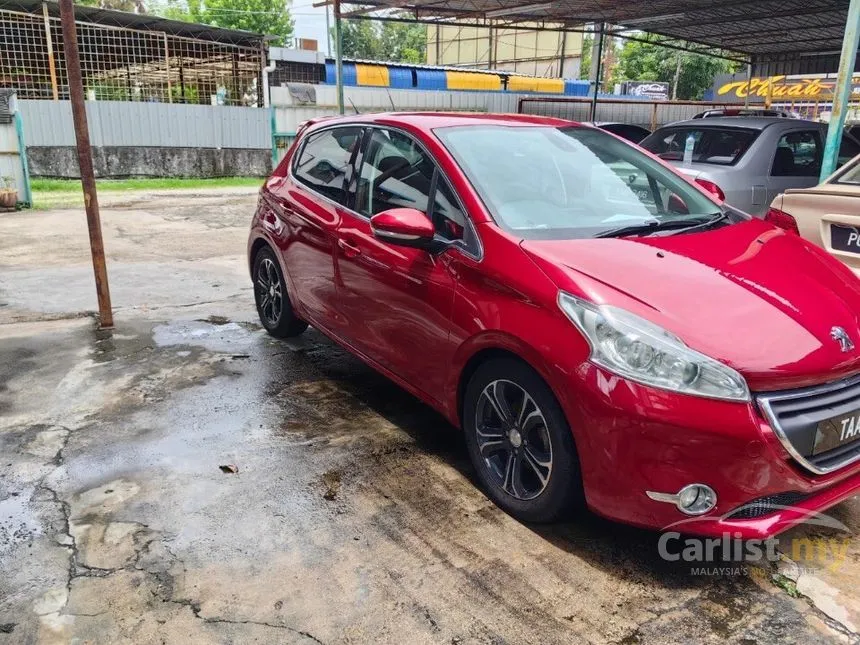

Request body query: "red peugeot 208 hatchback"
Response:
[249, 113, 860, 538]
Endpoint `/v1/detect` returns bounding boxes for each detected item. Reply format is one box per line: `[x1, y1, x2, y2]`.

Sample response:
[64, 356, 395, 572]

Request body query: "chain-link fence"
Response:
[0, 7, 263, 106]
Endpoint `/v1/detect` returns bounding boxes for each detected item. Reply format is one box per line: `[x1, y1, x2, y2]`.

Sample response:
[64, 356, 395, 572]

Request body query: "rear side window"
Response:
[293, 127, 362, 205]
[771, 130, 821, 177]
[641, 127, 758, 165]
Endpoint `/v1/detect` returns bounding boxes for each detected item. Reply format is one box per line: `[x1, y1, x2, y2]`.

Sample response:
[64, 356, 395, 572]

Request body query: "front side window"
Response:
[436, 125, 724, 241]
[641, 126, 758, 166]
[771, 130, 821, 177]
[293, 127, 362, 205]
[356, 129, 435, 217]
[355, 128, 472, 246]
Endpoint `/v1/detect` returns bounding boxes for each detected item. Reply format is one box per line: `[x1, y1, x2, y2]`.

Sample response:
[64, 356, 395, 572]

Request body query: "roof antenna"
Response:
[349, 97, 360, 114]
[386, 89, 396, 112]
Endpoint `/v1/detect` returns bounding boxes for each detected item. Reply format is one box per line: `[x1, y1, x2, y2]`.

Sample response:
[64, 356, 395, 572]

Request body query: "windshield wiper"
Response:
[595, 212, 727, 239]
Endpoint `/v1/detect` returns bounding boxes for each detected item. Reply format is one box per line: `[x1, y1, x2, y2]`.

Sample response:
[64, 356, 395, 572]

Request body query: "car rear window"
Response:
[641, 126, 759, 166]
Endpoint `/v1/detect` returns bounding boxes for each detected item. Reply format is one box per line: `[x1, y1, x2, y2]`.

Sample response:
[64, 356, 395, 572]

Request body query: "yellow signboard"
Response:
[717, 75, 860, 100]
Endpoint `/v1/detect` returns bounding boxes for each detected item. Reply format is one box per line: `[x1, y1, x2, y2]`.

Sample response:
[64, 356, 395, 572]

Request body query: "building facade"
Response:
[426, 24, 582, 79]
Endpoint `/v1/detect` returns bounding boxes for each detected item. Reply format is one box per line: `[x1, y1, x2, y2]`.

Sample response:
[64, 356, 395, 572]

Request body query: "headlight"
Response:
[558, 292, 749, 401]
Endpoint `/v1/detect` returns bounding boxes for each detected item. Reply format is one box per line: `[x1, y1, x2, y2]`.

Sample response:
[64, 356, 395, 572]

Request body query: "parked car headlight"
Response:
[558, 292, 749, 401]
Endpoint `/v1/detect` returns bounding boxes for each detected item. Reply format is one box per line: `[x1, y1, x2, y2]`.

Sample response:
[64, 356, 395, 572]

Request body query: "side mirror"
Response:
[370, 208, 437, 250]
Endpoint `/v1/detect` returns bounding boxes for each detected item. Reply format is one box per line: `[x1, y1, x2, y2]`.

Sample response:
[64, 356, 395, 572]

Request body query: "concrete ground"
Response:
[1, 188, 859, 645]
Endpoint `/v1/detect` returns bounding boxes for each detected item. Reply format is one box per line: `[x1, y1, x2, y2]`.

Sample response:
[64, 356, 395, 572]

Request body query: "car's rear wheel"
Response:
[463, 358, 583, 523]
[253, 247, 308, 338]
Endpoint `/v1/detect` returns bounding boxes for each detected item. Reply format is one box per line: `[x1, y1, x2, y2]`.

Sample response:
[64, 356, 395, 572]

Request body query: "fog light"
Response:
[677, 484, 717, 515]
[647, 483, 717, 516]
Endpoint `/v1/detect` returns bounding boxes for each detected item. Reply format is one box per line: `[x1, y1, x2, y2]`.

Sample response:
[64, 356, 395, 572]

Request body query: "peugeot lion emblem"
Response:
[831, 326, 855, 353]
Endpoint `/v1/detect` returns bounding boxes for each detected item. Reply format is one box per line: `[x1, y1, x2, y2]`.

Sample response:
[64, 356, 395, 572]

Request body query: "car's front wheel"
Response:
[253, 246, 308, 338]
[463, 358, 583, 523]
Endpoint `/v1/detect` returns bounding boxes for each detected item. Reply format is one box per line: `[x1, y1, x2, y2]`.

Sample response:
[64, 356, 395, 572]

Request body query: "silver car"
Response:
[639, 117, 860, 216]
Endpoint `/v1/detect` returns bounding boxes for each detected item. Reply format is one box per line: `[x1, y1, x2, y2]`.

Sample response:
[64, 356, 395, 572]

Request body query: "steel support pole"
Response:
[820, 0, 860, 181]
[334, 0, 345, 115]
[59, 0, 113, 328]
[589, 23, 605, 122]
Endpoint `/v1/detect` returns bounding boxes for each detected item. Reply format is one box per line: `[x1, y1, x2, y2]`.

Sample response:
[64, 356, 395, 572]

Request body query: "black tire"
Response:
[463, 358, 584, 523]
[253, 246, 308, 338]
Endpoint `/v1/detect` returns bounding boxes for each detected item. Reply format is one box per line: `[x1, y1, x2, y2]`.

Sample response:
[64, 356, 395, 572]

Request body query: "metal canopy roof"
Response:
[1, 0, 266, 47]
[341, 0, 855, 60]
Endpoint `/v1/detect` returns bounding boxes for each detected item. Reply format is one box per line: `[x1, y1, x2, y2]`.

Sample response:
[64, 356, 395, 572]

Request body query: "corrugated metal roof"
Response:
[1, 0, 265, 47]
[339, 0, 856, 59]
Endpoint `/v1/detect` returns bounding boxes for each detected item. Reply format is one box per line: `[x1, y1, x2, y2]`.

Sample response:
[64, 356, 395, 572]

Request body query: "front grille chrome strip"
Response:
[758, 373, 860, 476]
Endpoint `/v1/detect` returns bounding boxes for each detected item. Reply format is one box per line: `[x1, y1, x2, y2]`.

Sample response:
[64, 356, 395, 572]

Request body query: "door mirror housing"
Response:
[371, 208, 439, 251]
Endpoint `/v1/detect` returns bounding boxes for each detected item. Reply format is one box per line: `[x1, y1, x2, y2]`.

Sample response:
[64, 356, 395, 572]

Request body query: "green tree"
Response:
[612, 34, 737, 100]
[579, 34, 592, 80]
[338, 20, 381, 59]
[183, 0, 293, 44]
[336, 20, 426, 63]
[77, 0, 147, 11]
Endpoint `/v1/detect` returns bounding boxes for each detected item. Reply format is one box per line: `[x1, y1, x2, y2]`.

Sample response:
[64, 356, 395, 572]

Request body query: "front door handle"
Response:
[337, 238, 362, 258]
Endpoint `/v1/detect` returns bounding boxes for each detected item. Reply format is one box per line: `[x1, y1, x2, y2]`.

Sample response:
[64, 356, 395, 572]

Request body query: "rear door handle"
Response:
[337, 238, 362, 258]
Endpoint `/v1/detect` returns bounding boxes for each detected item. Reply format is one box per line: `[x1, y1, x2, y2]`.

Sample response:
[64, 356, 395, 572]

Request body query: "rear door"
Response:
[766, 129, 822, 205]
[333, 127, 476, 402]
[267, 125, 363, 327]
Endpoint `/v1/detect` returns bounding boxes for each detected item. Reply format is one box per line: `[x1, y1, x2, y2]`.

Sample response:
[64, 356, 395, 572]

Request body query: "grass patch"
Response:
[772, 573, 802, 598]
[29, 176, 264, 210]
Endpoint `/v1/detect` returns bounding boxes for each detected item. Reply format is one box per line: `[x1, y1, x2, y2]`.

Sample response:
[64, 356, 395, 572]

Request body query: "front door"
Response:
[334, 127, 474, 403]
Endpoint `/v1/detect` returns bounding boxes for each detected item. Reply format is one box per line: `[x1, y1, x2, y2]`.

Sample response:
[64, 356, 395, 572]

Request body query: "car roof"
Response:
[662, 116, 821, 131]
[306, 111, 576, 132]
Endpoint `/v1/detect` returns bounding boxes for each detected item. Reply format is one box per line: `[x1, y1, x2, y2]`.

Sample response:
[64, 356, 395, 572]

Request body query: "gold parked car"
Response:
[767, 153, 860, 274]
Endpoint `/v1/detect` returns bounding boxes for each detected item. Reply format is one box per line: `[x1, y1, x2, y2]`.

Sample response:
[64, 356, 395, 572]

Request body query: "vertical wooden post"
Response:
[42, 2, 59, 100]
[59, 0, 113, 329]
[650, 102, 658, 131]
[164, 33, 172, 103]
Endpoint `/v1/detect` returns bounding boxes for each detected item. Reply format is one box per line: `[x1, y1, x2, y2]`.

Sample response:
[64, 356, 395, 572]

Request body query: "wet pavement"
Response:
[1, 190, 859, 644]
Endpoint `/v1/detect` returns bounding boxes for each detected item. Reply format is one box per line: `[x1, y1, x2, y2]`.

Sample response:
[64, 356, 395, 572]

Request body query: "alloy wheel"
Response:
[255, 257, 283, 327]
[475, 379, 553, 501]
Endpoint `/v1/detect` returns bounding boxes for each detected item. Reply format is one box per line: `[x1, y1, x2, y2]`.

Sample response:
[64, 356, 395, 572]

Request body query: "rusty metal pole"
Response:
[59, 0, 113, 328]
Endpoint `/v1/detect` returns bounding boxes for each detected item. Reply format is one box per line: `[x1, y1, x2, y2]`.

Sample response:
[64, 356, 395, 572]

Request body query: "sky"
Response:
[291, 1, 332, 55]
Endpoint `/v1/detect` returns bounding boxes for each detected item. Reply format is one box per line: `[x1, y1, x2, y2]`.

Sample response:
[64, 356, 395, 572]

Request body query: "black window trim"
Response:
[290, 121, 483, 262]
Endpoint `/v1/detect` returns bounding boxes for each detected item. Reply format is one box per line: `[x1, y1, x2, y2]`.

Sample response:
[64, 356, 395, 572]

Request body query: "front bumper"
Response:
[563, 364, 860, 539]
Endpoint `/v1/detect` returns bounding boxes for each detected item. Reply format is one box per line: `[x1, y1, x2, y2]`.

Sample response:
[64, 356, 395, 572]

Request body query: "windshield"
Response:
[435, 125, 722, 240]
[640, 126, 758, 166]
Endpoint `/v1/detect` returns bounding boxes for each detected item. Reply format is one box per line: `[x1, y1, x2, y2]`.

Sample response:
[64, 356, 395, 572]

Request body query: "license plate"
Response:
[814, 409, 860, 455]
[830, 224, 860, 255]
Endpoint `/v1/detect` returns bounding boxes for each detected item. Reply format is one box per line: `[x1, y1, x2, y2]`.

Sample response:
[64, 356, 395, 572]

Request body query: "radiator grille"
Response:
[758, 374, 860, 475]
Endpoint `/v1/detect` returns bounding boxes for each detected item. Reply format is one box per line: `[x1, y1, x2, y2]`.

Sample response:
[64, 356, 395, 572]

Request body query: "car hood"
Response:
[522, 219, 860, 391]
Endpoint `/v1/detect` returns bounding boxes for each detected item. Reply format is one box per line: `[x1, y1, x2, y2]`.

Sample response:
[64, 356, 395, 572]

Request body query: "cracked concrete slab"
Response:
[1, 190, 859, 644]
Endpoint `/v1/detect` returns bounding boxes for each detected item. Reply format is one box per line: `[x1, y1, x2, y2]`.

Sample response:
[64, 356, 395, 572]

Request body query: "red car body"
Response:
[249, 113, 860, 538]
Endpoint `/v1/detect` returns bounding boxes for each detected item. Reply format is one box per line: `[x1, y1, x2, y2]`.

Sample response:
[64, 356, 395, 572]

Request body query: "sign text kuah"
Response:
[711, 73, 860, 103]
